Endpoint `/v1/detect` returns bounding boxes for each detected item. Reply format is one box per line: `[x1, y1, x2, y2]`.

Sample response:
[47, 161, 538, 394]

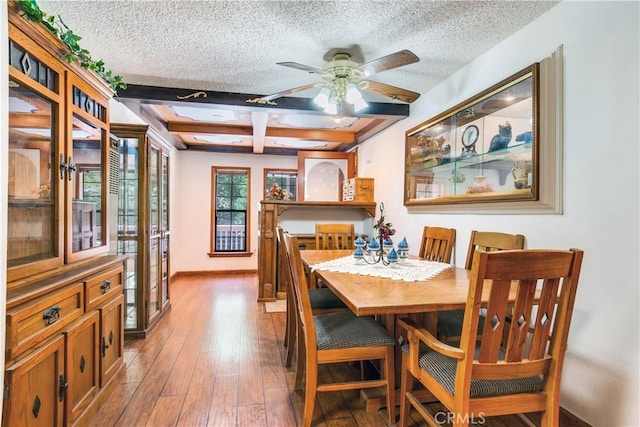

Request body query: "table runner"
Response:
[310, 256, 451, 282]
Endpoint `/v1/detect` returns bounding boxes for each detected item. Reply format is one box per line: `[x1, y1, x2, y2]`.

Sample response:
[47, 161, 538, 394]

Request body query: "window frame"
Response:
[209, 166, 251, 257]
[263, 168, 298, 201]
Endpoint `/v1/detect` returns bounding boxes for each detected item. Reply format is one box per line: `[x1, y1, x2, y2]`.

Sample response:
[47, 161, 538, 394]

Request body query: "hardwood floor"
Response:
[91, 273, 589, 426]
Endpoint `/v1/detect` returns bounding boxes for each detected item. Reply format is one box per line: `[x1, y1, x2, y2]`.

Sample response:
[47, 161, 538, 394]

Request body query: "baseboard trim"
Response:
[174, 269, 257, 277]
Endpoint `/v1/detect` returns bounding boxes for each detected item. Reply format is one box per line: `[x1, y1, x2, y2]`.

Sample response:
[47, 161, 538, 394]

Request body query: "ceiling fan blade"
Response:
[260, 83, 319, 101]
[354, 49, 420, 77]
[361, 80, 421, 103]
[277, 62, 326, 75]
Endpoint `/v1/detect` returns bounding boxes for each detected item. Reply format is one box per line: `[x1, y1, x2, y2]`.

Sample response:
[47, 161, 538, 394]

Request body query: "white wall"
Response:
[173, 150, 298, 272]
[358, 2, 639, 425]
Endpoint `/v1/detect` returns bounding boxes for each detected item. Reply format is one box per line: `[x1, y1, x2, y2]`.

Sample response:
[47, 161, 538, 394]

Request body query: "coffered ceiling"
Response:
[37, 0, 559, 154]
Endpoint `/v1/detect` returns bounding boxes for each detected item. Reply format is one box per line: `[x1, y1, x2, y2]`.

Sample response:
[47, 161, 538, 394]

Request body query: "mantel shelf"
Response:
[260, 200, 377, 217]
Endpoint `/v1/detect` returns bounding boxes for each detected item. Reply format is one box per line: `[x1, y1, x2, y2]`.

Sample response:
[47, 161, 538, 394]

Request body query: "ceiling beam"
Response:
[251, 112, 268, 154]
[167, 122, 356, 143]
[117, 84, 411, 117]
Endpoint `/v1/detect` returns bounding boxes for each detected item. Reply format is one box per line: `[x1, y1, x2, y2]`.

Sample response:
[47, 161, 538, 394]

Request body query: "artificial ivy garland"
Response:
[17, 0, 126, 92]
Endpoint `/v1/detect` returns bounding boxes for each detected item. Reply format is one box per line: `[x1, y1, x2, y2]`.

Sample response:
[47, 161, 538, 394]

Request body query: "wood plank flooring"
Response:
[91, 272, 589, 426]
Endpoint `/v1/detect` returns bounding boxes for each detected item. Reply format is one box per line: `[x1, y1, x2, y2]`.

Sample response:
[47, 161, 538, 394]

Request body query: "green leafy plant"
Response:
[18, 0, 126, 92]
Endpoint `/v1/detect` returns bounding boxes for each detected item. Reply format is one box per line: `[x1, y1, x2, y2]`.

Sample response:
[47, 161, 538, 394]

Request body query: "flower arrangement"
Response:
[373, 203, 395, 240]
[267, 182, 289, 200]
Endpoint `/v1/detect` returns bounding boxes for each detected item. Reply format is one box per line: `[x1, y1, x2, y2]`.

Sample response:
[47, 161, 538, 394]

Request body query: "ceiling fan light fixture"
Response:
[345, 84, 362, 104]
[313, 88, 331, 108]
[324, 102, 338, 115]
[352, 97, 368, 112]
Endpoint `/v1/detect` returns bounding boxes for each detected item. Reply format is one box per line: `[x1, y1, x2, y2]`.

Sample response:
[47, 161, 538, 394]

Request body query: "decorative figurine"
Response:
[488, 121, 512, 152]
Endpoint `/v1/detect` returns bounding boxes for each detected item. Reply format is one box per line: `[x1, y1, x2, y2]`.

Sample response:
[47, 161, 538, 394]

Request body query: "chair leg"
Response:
[303, 364, 318, 427]
[399, 354, 414, 427]
[294, 321, 305, 390]
[284, 296, 296, 367]
[540, 404, 560, 427]
[384, 346, 396, 425]
[284, 294, 291, 347]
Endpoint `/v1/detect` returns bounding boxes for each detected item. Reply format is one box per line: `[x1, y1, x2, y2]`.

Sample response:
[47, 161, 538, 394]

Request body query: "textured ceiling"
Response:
[34, 0, 559, 153]
[38, 0, 557, 99]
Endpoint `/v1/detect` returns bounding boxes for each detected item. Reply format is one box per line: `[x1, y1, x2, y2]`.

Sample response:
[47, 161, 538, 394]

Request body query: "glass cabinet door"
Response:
[148, 147, 162, 321]
[118, 137, 140, 330]
[161, 153, 170, 306]
[8, 34, 66, 282]
[65, 75, 110, 264]
[69, 114, 105, 253]
[8, 78, 61, 278]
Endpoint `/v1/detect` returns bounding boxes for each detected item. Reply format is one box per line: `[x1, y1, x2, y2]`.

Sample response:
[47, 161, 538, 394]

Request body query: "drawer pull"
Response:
[100, 280, 111, 294]
[59, 374, 68, 402]
[102, 336, 109, 357]
[43, 306, 61, 326]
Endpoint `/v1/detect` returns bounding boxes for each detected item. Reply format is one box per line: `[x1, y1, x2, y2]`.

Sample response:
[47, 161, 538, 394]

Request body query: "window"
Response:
[210, 167, 250, 255]
[264, 168, 297, 201]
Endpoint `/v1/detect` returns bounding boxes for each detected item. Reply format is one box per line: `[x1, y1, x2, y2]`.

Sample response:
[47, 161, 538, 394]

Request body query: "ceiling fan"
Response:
[261, 49, 421, 113]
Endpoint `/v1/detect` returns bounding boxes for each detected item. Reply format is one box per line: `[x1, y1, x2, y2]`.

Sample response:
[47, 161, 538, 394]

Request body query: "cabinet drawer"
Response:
[6, 283, 84, 361]
[85, 267, 123, 311]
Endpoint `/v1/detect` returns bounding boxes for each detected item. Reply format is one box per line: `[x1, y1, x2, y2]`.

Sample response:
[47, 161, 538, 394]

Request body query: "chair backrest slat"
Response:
[478, 278, 511, 363]
[504, 279, 537, 362]
[419, 226, 456, 263]
[465, 230, 525, 270]
[315, 223, 355, 250]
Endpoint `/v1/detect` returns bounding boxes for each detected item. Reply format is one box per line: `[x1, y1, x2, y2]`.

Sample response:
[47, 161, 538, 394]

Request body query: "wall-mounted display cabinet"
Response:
[6, 4, 125, 426]
[405, 64, 539, 206]
[112, 124, 171, 338]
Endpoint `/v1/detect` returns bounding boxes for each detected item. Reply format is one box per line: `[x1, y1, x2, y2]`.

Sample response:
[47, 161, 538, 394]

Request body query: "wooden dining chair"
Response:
[315, 223, 355, 250]
[282, 232, 396, 426]
[399, 248, 584, 427]
[438, 230, 526, 342]
[418, 226, 456, 263]
[276, 227, 347, 368]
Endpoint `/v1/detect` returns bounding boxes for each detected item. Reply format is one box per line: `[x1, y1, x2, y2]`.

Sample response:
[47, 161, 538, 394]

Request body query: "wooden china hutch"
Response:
[111, 124, 172, 338]
[5, 4, 126, 426]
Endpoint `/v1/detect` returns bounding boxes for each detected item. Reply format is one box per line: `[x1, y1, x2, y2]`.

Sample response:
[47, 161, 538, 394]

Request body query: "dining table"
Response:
[299, 248, 531, 411]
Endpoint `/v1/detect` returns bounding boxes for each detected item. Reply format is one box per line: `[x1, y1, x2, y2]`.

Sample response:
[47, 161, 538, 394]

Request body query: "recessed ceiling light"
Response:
[274, 139, 328, 148]
[281, 114, 357, 128]
[194, 135, 242, 144]
[172, 106, 236, 122]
